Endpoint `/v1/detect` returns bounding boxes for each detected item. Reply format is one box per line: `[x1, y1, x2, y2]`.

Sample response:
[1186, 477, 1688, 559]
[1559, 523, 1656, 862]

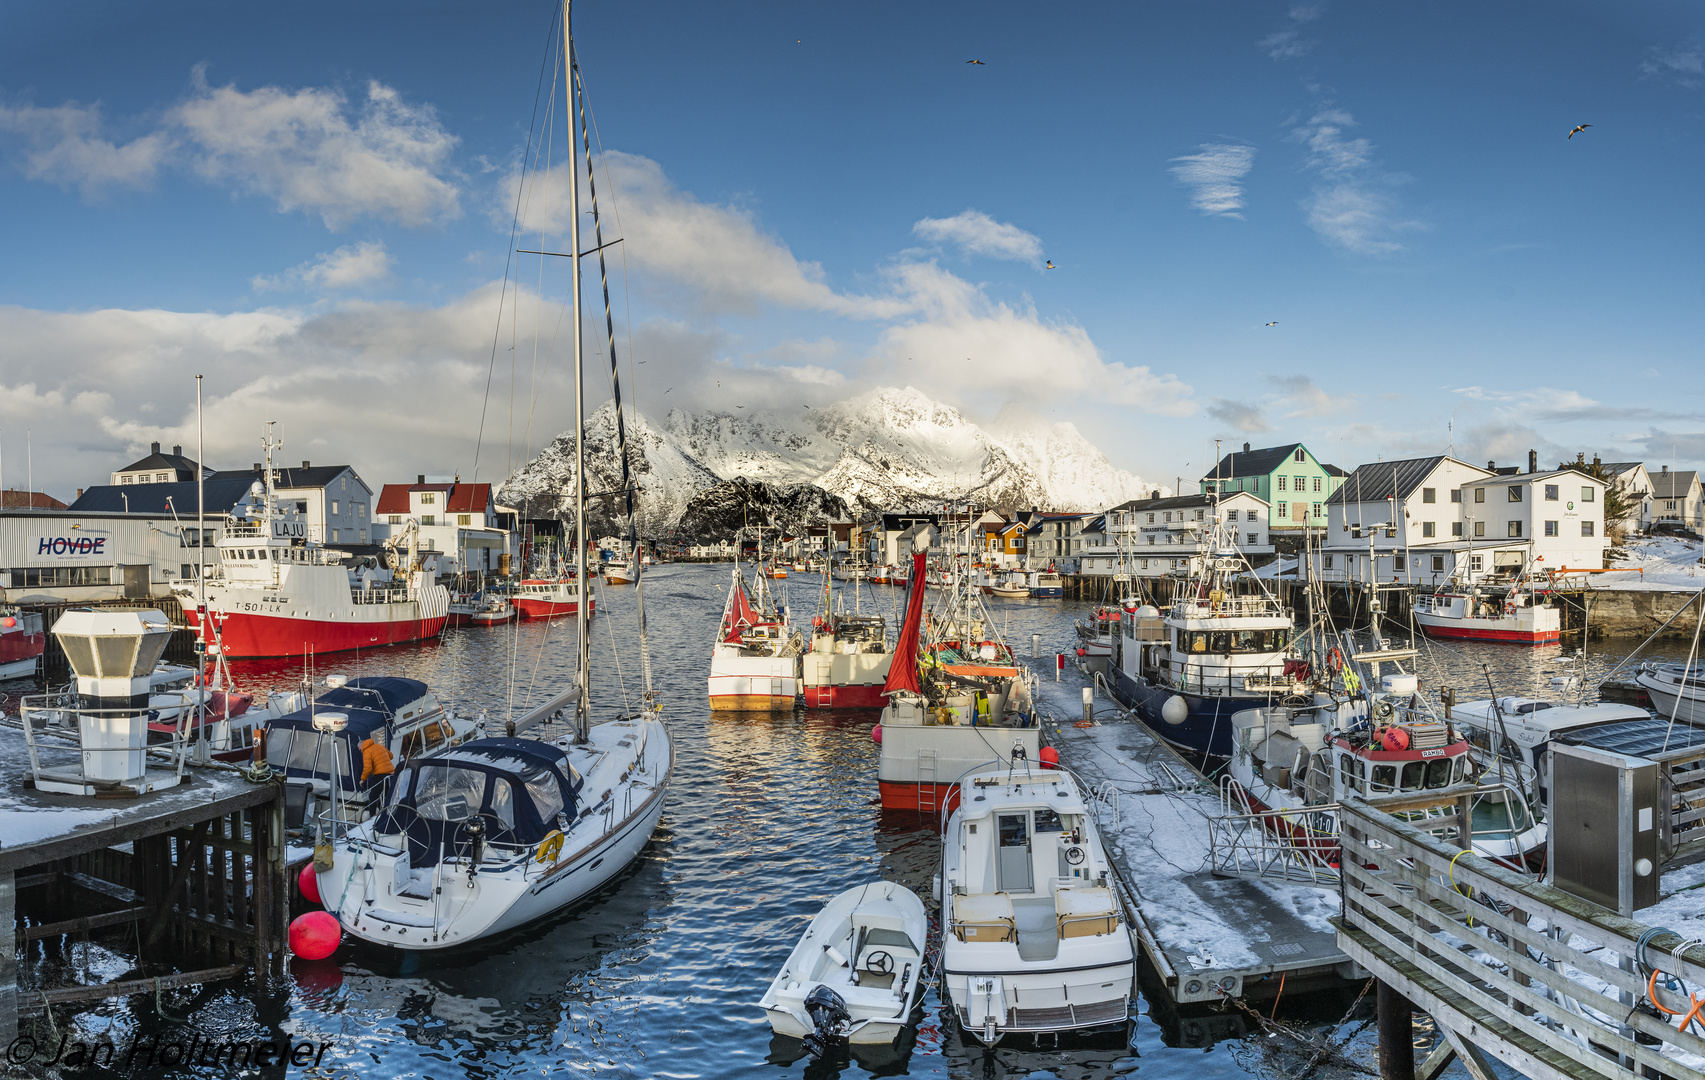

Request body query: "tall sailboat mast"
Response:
[565, 0, 590, 743]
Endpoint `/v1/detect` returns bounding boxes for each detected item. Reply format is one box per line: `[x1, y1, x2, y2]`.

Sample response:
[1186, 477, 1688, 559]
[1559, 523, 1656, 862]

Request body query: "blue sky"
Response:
[1, 0, 1701, 498]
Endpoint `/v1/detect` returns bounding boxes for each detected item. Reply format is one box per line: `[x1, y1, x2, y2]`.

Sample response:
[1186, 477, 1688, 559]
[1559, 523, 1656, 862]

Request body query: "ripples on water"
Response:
[17, 565, 1698, 1079]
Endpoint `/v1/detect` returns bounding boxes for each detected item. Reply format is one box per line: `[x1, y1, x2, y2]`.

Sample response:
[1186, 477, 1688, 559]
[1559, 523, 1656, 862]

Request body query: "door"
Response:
[996, 813, 1033, 893]
[123, 564, 149, 599]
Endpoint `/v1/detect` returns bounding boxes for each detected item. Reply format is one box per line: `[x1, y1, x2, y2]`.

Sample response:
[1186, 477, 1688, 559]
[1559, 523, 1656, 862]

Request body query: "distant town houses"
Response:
[1651, 465, 1703, 532]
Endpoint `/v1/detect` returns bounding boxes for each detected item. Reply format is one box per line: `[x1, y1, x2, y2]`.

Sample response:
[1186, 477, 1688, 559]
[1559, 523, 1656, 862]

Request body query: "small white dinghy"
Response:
[759, 881, 928, 1052]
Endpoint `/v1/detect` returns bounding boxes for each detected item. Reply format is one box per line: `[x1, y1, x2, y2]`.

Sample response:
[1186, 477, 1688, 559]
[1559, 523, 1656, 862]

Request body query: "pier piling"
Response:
[1376, 980, 1415, 1080]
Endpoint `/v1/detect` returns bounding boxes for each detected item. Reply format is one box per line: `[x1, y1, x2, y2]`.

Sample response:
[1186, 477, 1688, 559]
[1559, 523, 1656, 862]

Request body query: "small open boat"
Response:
[759, 881, 928, 1050]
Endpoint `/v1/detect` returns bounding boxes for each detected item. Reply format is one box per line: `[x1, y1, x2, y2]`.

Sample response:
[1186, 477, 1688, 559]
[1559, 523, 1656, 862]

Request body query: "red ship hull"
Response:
[513, 598, 597, 619]
[1417, 624, 1559, 644]
[208, 612, 447, 658]
[803, 684, 888, 709]
[878, 779, 961, 814]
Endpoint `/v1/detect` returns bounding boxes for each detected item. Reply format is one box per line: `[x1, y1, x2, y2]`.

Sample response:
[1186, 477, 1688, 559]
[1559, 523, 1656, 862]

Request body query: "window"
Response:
[423, 515, 436, 526]
[1508, 521, 1523, 537]
[1227, 509, 1239, 522]
[1314, 477, 1322, 492]
[1277, 476, 1287, 491]
[1450, 521, 1462, 537]
[1668, 500, 1678, 510]
[17, 566, 114, 587]
[1194, 510, 1204, 521]
[421, 492, 436, 505]
[388, 514, 402, 525]
[1312, 502, 1322, 517]
[331, 529, 339, 542]
[1147, 513, 1155, 523]
[179, 528, 213, 547]
[181, 564, 193, 579]
[1582, 487, 1595, 502]
[1295, 449, 1305, 462]
[1431, 555, 1445, 572]
[1508, 486, 1523, 502]
[1450, 489, 1461, 503]
[341, 476, 348, 492]
[121, 475, 132, 485]
[458, 514, 472, 526]
[156, 472, 169, 482]
[1140, 559, 1149, 569]
[1475, 488, 1485, 503]
[1163, 512, 1171, 523]
[1582, 521, 1595, 537]
[1544, 520, 1558, 537]
[1422, 521, 1435, 537]
[331, 500, 340, 515]
[1394, 555, 1407, 572]
[1544, 485, 1558, 501]
[1277, 501, 1287, 517]
[1248, 532, 1258, 545]
[1474, 522, 1485, 537]
[136, 475, 150, 484]
[1422, 488, 1436, 504]
[1323, 555, 1334, 569]
[1469, 555, 1484, 572]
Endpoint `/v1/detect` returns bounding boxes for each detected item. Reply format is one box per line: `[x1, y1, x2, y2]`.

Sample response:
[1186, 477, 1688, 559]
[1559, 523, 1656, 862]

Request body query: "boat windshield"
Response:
[413, 765, 488, 822]
[1179, 629, 1289, 654]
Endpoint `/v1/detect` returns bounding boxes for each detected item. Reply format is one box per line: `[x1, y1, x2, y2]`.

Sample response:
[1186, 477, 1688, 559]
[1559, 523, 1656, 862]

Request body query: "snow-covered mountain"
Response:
[499, 386, 1159, 538]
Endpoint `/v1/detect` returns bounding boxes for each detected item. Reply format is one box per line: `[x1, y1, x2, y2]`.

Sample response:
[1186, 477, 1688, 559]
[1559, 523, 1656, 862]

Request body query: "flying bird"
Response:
[736, 405, 745, 409]
[1568, 123, 1591, 140]
[1265, 321, 1278, 327]
[1045, 260, 1056, 270]
[966, 59, 985, 65]
[803, 404, 812, 409]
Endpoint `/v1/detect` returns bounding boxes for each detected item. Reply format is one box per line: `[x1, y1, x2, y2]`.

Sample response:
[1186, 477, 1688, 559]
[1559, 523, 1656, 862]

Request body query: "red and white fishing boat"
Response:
[0, 606, 46, 681]
[448, 593, 516, 626]
[802, 565, 892, 708]
[870, 565, 893, 586]
[605, 559, 637, 585]
[177, 437, 449, 658]
[1415, 563, 1560, 644]
[709, 559, 801, 710]
[512, 576, 598, 619]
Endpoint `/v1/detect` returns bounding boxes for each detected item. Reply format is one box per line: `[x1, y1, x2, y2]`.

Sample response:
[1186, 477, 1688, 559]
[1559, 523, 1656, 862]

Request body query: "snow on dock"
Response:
[1021, 656, 1361, 1005]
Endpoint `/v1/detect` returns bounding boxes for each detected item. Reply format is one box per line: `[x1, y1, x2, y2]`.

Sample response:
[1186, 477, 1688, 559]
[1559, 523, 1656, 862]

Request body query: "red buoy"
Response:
[1039, 746, 1060, 769]
[289, 911, 342, 960]
[1379, 727, 1411, 752]
[0, 617, 14, 628]
[871, 725, 883, 745]
[298, 863, 322, 905]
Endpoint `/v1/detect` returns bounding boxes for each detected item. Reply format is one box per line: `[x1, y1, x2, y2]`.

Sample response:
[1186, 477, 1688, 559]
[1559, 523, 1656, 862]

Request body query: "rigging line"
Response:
[472, 0, 559, 484]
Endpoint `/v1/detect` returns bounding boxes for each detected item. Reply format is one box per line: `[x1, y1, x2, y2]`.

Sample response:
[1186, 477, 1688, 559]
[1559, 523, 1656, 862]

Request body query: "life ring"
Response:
[536, 830, 565, 864]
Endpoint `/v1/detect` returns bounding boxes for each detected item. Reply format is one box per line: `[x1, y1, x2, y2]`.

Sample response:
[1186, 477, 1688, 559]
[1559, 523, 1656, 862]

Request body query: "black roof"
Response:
[1205, 443, 1304, 480]
[1325, 456, 1454, 506]
[879, 512, 940, 531]
[68, 478, 257, 515]
[209, 464, 361, 490]
[118, 442, 204, 477]
[1109, 493, 1242, 514]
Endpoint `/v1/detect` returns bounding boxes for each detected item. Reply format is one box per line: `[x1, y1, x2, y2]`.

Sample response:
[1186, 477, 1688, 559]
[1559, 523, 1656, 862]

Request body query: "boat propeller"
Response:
[800, 984, 852, 1059]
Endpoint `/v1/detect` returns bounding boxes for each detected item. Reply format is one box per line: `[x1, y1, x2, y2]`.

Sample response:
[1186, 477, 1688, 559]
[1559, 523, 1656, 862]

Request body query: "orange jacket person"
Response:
[360, 738, 395, 784]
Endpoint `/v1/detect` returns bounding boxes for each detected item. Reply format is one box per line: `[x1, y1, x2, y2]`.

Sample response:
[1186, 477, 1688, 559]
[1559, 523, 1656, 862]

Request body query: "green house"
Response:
[1200, 442, 1345, 529]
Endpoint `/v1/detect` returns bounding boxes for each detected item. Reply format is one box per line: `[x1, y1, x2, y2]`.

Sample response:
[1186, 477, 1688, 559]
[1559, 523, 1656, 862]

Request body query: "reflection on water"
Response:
[23, 565, 1689, 1078]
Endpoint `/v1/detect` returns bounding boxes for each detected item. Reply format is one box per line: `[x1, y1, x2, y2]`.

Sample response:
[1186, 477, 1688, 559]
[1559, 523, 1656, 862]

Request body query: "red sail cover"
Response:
[723, 579, 767, 642]
[882, 550, 928, 696]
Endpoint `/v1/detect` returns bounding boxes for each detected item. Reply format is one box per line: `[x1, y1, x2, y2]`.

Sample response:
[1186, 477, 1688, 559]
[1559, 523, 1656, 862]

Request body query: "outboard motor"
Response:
[800, 985, 852, 1059]
[463, 819, 486, 876]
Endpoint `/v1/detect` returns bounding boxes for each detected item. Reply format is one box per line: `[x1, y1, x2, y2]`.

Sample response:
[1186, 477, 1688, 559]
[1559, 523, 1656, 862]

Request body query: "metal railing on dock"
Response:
[1337, 794, 1705, 1080]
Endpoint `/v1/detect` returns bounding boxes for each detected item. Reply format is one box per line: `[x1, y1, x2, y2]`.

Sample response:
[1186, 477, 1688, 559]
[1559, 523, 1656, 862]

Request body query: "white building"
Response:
[111, 441, 209, 486]
[210, 462, 373, 545]
[1602, 461, 1653, 534]
[1652, 467, 1703, 532]
[1311, 454, 1608, 586]
[373, 479, 512, 576]
[1078, 492, 1273, 579]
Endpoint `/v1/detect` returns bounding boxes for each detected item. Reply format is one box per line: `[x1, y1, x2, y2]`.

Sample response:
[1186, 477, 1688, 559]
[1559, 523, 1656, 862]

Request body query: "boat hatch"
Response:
[377, 737, 584, 862]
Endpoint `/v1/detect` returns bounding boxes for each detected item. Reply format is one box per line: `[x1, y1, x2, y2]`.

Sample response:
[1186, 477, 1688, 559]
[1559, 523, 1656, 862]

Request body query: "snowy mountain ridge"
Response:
[500, 386, 1158, 536]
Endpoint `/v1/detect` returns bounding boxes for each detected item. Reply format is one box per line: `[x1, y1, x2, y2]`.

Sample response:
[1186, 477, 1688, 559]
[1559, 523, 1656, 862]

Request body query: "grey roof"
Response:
[1602, 462, 1645, 475]
[208, 464, 362, 491]
[1322, 463, 1348, 478]
[1326, 456, 1449, 506]
[1112, 493, 1231, 514]
[1652, 471, 1701, 499]
[1204, 443, 1304, 480]
[68, 478, 257, 515]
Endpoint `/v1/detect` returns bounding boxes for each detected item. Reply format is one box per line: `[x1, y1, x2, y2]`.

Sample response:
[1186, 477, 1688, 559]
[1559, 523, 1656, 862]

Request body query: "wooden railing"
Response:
[1337, 794, 1705, 1080]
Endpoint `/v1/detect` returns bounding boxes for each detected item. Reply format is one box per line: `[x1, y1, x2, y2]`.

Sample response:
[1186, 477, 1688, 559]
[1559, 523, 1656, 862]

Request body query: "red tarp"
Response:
[882, 550, 928, 696]
[723, 580, 765, 642]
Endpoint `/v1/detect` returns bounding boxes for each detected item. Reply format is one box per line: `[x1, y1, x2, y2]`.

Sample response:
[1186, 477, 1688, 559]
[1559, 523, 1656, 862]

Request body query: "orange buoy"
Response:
[1039, 746, 1060, 769]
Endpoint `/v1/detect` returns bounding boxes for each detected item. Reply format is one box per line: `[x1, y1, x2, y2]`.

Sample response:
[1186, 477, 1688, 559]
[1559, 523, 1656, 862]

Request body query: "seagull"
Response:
[966, 59, 985, 65]
[1265, 321, 1278, 327]
[803, 404, 812, 409]
[1568, 123, 1591, 140]
[665, 388, 672, 393]
[1045, 260, 1057, 270]
[736, 405, 745, 409]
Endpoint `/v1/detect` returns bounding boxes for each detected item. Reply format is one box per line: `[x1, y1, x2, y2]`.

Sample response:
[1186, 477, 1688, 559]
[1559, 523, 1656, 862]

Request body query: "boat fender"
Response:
[536, 830, 565, 864]
[933, 873, 942, 903]
[871, 725, 882, 745]
[1161, 695, 1189, 725]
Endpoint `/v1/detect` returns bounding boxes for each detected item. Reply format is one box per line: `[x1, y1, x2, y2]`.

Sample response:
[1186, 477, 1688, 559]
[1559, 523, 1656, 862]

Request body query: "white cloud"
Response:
[1207, 399, 1269, 434]
[911, 210, 1044, 264]
[0, 102, 173, 194]
[1259, 3, 1325, 59]
[1169, 144, 1256, 218]
[1641, 42, 1704, 88]
[252, 241, 395, 292]
[1268, 374, 1355, 416]
[173, 72, 461, 229]
[1290, 109, 1421, 255]
[0, 73, 461, 228]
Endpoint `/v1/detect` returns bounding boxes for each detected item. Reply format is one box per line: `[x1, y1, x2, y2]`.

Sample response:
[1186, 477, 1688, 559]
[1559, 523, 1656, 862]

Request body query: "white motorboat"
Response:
[939, 764, 1135, 1044]
[316, 2, 673, 950]
[1637, 661, 1705, 724]
[758, 881, 928, 1051]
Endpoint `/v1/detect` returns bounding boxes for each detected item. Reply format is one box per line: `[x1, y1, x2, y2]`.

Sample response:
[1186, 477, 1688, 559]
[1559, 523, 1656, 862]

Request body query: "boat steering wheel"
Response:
[865, 950, 894, 976]
[1065, 845, 1087, 865]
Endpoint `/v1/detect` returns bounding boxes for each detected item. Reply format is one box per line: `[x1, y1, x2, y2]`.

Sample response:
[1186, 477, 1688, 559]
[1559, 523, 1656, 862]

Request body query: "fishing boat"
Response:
[512, 575, 598, 619]
[871, 565, 894, 586]
[1105, 520, 1302, 760]
[989, 576, 1029, 599]
[605, 559, 636, 585]
[802, 570, 892, 710]
[318, 3, 672, 950]
[0, 606, 45, 680]
[939, 764, 1135, 1044]
[876, 538, 1040, 812]
[1636, 661, 1705, 724]
[1028, 572, 1063, 599]
[174, 438, 450, 658]
[1414, 563, 1560, 644]
[758, 881, 928, 1050]
[1446, 693, 1655, 803]
[469, 596, 516, 626]
[709, 557, 803, 710]
[1073, 606, 1120, 660]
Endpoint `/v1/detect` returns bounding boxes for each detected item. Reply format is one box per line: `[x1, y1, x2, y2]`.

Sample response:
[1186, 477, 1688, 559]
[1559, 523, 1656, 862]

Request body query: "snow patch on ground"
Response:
[1595, 536, 1705, 592]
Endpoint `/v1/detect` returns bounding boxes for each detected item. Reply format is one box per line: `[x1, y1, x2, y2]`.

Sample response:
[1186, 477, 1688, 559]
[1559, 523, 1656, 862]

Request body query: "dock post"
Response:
[1376, 980, 1415, 1080]
[0, 870, 13, 1045]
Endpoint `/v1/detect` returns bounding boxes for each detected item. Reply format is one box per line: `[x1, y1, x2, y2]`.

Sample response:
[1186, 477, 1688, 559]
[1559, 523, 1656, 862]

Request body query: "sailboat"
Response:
[315, 1, 672, 948]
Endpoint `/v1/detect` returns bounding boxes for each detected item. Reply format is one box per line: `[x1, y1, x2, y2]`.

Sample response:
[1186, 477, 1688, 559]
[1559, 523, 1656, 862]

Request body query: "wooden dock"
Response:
[0, 726, 286, 1038]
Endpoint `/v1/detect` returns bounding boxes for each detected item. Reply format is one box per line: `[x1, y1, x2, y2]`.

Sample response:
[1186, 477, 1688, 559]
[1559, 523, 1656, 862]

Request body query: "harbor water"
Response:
[6, 563, 1697, 1079]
